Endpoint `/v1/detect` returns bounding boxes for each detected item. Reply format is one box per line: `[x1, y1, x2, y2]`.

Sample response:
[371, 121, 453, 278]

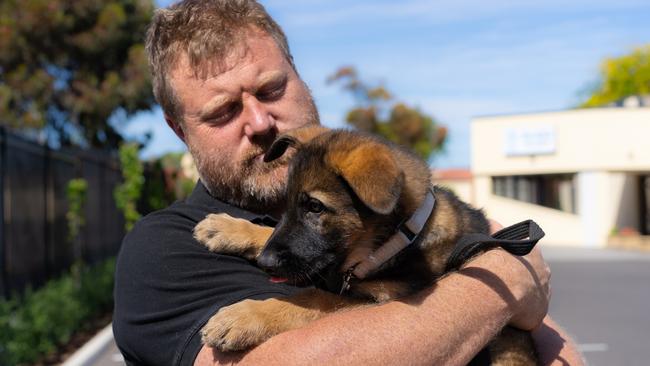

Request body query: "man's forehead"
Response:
[167, 33, 293, 118]
[172, 31, 286, 82]
[172, 44, 250, 82]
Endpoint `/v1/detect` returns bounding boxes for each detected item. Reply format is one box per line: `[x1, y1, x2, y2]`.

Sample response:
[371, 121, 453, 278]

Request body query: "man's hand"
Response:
[487, 219, 551, 330]
[509, 245, 551, 330]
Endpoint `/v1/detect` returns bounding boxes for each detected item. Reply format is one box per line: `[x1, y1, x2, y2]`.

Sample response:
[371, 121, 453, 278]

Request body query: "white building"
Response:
[470, 107, 650, 247]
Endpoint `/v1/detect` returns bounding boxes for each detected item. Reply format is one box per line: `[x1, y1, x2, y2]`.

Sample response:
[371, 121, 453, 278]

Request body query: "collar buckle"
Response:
[340, 266, 357, 295]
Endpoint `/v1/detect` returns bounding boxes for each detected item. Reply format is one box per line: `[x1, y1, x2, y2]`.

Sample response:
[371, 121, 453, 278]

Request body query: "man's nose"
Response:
[242, 95, 275, 137]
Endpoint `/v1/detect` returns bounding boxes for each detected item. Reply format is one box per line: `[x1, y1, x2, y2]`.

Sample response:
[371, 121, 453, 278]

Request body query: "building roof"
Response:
[432, 168, 472, 180]
[473, 104, 650, 121]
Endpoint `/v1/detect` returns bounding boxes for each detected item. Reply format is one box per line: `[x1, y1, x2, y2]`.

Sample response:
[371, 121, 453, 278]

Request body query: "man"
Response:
[113, 1, 584, 365]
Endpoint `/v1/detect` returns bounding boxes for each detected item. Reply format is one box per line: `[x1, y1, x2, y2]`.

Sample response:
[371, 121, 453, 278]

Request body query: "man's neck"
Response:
[197, 180, 285, 218]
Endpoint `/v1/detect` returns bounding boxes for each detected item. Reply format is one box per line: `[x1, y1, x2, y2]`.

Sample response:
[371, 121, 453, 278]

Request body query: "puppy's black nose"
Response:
[257, 251, 281, 273]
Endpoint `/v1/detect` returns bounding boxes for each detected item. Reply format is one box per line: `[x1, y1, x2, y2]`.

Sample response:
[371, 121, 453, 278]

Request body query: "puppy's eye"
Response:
[307, 198, 325, 213]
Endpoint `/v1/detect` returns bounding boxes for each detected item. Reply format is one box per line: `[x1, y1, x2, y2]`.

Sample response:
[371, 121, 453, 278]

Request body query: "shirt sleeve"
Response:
[112, 203, 298, 366]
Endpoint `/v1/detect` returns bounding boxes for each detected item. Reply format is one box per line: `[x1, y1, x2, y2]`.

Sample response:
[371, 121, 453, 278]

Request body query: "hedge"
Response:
[0, 258, 116, 365]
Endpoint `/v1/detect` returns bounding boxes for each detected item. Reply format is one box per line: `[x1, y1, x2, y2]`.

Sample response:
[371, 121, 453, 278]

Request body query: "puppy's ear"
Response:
[328, 142, 403, 215]
[264, 125, 329, 162]
[263, 136, 296, 162]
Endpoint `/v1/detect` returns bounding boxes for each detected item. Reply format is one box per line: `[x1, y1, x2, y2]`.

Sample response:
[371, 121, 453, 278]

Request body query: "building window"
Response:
[492, 174, 576, 213]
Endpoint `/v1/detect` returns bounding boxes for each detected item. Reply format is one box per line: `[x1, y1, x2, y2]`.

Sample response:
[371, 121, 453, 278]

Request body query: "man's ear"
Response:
[165, 114, 186, 143]
[264, 125, 329, 162]
[327, 142, 403, 215]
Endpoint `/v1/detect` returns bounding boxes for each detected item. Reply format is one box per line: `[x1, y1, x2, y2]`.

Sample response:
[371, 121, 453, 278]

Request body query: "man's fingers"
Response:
[484, 218, 552, 330]
[488, 219, 504, 234]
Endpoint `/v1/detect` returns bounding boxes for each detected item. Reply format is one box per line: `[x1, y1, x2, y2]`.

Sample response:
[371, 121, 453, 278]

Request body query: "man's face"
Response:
[168, 32, 319, 212]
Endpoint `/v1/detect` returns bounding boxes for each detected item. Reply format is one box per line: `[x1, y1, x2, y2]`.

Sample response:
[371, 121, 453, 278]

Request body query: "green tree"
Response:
[581, 44, 650, 107]
[0, 0, 155, 150]
[114, 142, 144, 231]
[328, 66, 447, 160]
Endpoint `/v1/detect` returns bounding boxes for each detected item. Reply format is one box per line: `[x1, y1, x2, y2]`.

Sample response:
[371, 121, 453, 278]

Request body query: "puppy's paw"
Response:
[201, 299, 276, 352]
[193, 213, 261, 259]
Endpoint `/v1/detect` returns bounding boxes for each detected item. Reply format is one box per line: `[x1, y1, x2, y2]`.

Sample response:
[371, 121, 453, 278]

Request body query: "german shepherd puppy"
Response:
[194, 126, 537, 365]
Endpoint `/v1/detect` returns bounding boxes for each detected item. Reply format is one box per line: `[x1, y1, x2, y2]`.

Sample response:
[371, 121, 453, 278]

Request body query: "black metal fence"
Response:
[0, 127, 125, 298]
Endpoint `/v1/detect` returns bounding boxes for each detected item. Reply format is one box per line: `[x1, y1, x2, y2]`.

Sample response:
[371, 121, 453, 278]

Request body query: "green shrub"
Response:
[114, 142, 144, 231]
[66, 178, 87, 242]
[66, 178, 88, 261]
[0, 258, 116, 365]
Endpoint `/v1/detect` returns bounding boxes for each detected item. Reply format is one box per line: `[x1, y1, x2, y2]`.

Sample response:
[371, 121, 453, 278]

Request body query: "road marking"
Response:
[578, 343, 609, 352]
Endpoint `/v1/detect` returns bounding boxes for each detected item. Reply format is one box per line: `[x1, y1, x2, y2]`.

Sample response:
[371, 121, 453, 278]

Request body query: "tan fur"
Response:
[286, 124, 329, 146]
[201, 288, 365, 349]
[194, 213, 272, 260]
[354, 280, 414, 302]
[420, 194, 463, 274]
[196, 127, 536, 364]
[327, 142, 404, 214]
[489, 327, 538, 365]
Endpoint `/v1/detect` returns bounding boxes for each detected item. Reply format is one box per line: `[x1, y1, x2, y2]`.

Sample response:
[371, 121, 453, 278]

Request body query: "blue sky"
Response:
[123, 0, 650, 168]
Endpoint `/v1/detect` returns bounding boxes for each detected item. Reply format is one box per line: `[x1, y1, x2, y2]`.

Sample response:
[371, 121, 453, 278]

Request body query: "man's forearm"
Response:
[534, 316, 585, 366]
[196, 249, 533, 366]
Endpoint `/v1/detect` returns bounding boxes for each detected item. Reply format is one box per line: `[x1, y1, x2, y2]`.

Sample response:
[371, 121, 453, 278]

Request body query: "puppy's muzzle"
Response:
[257, 250, 282, 275]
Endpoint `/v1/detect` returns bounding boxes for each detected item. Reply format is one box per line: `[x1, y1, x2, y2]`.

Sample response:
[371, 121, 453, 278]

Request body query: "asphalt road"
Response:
[544, 247, 650, 366]
[92, 246, 650, 365]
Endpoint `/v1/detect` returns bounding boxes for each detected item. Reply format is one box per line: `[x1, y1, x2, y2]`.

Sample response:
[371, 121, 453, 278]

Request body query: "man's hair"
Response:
[145, 0, 294, 123]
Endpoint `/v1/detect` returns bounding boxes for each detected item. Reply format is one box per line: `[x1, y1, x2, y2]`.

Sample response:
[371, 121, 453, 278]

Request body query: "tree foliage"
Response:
[328, 66, 446, 160]
[0, 0, 155, 150]
[114, 142, 144, 231]
[581, 44, 650, 107]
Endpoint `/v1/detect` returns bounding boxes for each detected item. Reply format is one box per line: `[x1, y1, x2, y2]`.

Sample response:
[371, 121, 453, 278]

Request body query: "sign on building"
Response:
[504, 125, 556, 156]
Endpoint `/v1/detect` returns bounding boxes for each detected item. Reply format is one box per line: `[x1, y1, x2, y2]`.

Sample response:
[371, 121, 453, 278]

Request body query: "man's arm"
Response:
[534, 316, 585, 366]
[195, 247, 551, 366]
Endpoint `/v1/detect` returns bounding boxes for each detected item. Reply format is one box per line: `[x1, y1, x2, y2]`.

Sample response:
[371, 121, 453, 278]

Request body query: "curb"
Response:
[62, 323, 115, 366]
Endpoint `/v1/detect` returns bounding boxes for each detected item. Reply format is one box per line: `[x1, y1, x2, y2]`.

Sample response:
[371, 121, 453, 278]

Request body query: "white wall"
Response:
[471, 108, 650, 247]
[578, 171, 610, 247]
[472, 108, 650, 175]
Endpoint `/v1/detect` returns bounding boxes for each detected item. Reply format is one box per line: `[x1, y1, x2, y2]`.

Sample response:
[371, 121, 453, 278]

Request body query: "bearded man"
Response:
[113, 1, 584, 365]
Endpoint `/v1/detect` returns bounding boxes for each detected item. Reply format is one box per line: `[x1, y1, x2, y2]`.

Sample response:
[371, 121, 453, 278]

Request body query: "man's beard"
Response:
[188, 83, 320, 213]
[190, 138, 292, 214]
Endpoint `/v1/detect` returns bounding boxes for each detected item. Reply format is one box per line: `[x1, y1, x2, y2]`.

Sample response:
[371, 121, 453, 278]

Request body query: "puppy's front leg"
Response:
[202, 288, 364, 352]
[194, 213, 273, 260]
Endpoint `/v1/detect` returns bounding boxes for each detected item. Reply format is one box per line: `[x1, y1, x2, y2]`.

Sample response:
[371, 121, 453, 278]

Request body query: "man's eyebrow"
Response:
[257, 71, 287, 89]
[199, 94, 232, 120]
